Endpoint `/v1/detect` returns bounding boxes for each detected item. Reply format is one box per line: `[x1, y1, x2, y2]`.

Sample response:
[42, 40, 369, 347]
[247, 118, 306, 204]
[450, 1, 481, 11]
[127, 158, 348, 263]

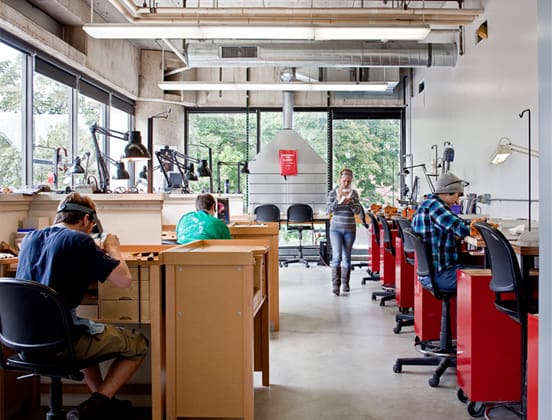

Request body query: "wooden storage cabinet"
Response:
[228, 222, 280, 330]
[161, 240, 270, 420]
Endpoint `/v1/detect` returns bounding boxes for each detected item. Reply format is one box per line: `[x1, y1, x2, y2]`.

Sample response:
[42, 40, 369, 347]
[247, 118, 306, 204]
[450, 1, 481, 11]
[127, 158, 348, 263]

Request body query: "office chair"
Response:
[393, 231, 457, 388]
[282, 204, 314, 268]
[361, 211, 381, 284]
[392, 216, 415, 333]
[254, 204, 281, 227]
[473, 222, 538, 419]
[371, 214, 396, 306]
[0, 279, 112, 419]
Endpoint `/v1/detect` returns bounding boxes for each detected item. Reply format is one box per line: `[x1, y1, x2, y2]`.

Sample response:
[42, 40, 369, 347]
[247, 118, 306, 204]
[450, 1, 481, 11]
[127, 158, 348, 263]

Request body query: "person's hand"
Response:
[102, 233, 121, 253]
[469, 218, 487, 237]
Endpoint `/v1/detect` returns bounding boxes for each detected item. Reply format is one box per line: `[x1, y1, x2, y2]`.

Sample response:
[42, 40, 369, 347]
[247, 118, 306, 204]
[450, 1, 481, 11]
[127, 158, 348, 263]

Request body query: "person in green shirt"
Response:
[176, 193, 232, 244]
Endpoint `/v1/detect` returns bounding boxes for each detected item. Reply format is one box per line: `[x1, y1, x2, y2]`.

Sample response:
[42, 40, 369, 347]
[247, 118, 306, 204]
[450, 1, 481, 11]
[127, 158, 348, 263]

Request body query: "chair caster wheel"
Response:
[393, 325, 401, 334]
[392, 363, 402, 373]
[467, 401, 486, 417]
[457, 388, 468, 404]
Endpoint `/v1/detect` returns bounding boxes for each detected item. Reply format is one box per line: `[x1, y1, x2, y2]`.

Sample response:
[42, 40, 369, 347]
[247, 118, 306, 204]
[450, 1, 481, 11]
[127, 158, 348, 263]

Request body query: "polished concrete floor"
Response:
[253, 264, 471, 420]
[17, 264, 519, 419]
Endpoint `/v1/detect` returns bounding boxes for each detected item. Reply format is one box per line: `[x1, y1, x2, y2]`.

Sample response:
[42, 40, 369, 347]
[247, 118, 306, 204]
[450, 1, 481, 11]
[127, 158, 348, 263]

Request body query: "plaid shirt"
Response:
[411, 195, 470, 273]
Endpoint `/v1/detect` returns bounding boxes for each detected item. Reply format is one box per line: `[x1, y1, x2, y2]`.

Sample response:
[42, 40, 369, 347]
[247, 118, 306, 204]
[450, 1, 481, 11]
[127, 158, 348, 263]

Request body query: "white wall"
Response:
[410, 0, 539, 220]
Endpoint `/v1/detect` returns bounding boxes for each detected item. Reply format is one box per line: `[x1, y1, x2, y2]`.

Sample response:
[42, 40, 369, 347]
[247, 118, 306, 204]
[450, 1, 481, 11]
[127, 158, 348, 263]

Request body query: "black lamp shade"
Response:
[196, 159, 211, 177]
[240, 161, 250, 174]
[123, 131, 151, 160]
[112, 161, 130, 180]
[185, 163, 198, 181]
[70, 157, 85, 174]
[138, 165, 148, 179]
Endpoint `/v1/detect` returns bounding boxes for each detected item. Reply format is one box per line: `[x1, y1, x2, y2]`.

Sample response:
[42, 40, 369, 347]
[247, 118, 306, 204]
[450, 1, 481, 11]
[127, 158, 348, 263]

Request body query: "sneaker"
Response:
[342, 283, 350, 293]
[111, 397, 134, 418]
[66, 392, 111, 420]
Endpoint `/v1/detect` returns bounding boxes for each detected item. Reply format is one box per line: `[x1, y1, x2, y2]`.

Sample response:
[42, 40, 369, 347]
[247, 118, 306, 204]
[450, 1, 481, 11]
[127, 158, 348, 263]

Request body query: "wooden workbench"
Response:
[161, 240, 269, 420]
[229, 221, 280, 331]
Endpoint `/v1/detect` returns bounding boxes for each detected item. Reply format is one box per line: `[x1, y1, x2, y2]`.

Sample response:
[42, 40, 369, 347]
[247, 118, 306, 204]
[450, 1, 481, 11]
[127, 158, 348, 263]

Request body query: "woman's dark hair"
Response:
[195, 194, 216, 212]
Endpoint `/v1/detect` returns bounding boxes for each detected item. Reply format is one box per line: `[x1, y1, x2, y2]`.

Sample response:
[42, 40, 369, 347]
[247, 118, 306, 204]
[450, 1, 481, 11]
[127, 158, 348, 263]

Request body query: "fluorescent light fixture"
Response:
[314, 26, 430, 41]
[83, 23, 430, 41]
[157, 81, 392, 92]
[490, 136, 539, 165]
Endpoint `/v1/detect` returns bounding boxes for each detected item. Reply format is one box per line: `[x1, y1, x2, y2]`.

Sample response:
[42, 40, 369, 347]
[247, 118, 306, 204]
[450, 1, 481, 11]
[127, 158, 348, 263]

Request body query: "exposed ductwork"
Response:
[186, 41, 457, 68]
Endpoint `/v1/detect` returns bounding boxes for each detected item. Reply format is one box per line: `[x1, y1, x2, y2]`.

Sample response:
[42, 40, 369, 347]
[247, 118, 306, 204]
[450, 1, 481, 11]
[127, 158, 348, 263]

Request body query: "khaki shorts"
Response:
[73, 324, 149, 362]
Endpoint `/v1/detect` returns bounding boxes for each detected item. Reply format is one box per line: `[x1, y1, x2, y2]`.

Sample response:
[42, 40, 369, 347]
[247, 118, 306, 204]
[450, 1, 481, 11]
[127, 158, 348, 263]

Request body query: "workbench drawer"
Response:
[99, 300, 150, 323]
[99, 280, 149, 300]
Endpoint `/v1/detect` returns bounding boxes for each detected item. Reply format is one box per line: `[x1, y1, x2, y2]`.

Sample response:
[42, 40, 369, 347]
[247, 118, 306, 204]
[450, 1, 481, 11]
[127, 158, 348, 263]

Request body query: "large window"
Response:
[260, 111, 328, 159]
[333, 118, 400, 206]
[32, 73, 72, 189]
[0, 35, 135, 191]
[0, 42, 24, 188]
[188, 112, 257, 196]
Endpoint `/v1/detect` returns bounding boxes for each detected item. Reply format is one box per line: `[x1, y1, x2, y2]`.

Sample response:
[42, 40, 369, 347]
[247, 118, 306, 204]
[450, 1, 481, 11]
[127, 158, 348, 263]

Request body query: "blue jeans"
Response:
[329, 230, 356, 270]
[419, 265, 461, 292]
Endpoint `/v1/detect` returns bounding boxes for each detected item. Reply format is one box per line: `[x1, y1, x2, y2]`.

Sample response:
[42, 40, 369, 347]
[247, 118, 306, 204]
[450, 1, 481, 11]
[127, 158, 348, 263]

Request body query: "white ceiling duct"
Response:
[185, 41, 457, 68]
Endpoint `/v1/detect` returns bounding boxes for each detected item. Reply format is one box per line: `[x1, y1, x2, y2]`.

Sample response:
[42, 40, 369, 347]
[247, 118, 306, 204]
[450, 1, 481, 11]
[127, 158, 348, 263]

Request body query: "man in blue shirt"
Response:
[411, 172, 471, 291]
[16, 193, 148, 419]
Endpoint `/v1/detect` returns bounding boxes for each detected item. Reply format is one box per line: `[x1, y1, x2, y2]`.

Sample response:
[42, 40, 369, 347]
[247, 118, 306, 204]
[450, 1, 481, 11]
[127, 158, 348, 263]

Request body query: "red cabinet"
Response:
[395, 237, 414, 309]
[527, 313, 538, 420]
[413, 270, 457, 341]
[379, 229, 397, 287]
[456, 269, 521, 402]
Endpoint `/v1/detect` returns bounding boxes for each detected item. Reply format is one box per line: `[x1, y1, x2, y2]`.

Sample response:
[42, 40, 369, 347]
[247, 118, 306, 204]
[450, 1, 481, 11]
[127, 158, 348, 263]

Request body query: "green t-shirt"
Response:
[176, 210, 231, 244]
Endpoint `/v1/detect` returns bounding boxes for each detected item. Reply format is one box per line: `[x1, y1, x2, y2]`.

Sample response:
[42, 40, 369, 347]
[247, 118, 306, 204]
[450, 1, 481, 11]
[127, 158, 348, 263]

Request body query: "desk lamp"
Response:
[90, 124, 150, 193]
[155, 147, 211, 193]
[398, 163, 435, 194]
[217, 161, 250, 194]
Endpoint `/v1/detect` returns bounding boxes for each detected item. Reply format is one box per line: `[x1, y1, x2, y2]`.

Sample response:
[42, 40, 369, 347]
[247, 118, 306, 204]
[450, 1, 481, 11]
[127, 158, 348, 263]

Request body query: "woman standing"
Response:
[327, 168, 362, 295]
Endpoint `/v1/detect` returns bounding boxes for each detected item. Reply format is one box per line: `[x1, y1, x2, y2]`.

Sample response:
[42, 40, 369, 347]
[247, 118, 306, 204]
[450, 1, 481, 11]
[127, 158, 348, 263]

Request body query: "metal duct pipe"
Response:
[282, 91, 294, 130]
[186, 41, 457, 68]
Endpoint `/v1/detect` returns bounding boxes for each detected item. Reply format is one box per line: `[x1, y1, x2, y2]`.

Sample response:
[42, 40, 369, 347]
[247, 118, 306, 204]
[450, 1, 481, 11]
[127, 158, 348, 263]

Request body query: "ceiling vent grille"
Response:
[220, 46, 258, 59]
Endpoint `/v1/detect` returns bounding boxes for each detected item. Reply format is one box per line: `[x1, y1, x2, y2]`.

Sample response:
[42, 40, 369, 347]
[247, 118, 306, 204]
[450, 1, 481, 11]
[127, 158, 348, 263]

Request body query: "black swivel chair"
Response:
[393, 230, 457, 387]
[0, 279, 113, 419]
[392, 216, 415, 333]
[282, 204, 314, 268]
[361, 211, 381, 284]
[473, 222, 538, 419]
[370, 214, 396, 306]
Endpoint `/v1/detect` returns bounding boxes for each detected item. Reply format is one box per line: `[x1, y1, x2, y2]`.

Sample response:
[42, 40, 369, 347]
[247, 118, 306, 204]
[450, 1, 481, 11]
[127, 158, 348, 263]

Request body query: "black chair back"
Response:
[377, 214, 395, 256]
[358, 206, 370, 230]
[286, 204, 314, 232]
[394, 216, 415, 264]
[403, 230, 448, 300]
[0, 278, 82, 380]
[473, 222, 525, 323]
[254, 204, 281, 223]
[366, 211, 381, 246]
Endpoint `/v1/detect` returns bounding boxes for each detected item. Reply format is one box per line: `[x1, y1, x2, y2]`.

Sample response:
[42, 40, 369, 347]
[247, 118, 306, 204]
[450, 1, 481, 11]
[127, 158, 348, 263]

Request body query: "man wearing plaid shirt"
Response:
[411, 172, 471, 291]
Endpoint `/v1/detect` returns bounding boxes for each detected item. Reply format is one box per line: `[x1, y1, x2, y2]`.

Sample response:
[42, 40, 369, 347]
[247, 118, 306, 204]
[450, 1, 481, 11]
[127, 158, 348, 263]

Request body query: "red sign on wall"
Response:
[279, 149, 298, 176]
